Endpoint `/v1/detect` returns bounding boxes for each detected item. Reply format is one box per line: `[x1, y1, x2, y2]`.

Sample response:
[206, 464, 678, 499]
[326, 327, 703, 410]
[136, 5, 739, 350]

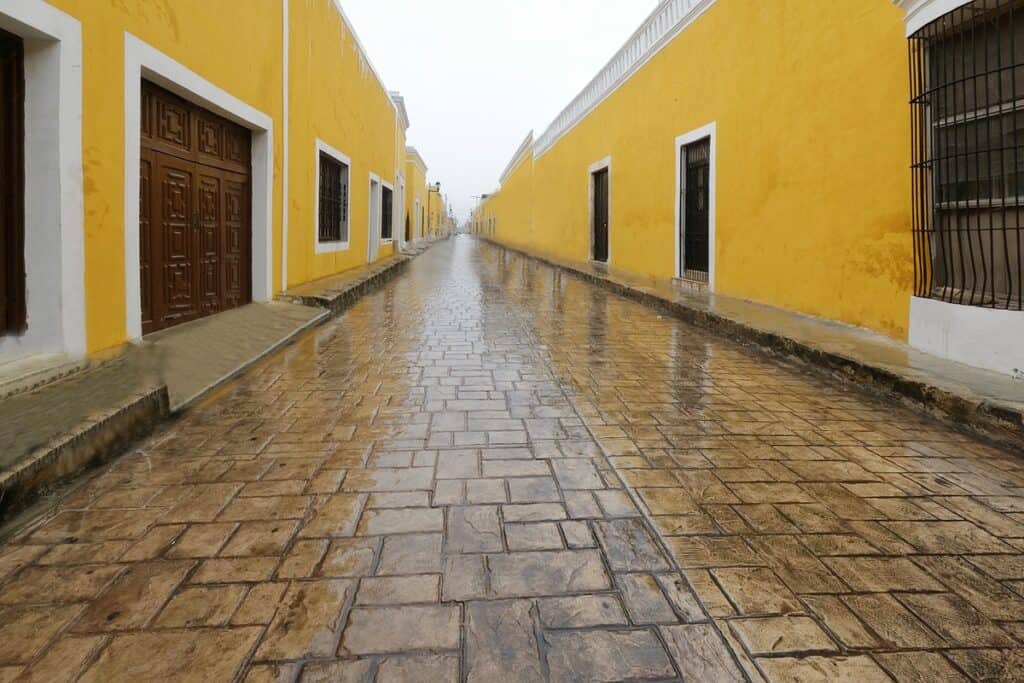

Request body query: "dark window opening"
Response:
[592, 168, 609, 262]
[381, 186, 393, 240]
[318, 152, 349, 243]
[681, 138, 711, 282]
[0, 28, 25, 336]
[910, 0, 1024, 309]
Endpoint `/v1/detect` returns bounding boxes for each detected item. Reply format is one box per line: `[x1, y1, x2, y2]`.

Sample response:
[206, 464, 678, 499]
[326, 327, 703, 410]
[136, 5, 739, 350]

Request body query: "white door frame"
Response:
[0, 1, 84, 361]
[674, 122, 717, 290]
[366, 174, 381, 263]
[123, 34, 274, 342]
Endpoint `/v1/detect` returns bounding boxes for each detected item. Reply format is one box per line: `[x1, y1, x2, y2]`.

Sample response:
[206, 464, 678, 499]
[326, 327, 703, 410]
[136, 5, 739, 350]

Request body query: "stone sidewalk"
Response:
[0, 237, 1023, 681]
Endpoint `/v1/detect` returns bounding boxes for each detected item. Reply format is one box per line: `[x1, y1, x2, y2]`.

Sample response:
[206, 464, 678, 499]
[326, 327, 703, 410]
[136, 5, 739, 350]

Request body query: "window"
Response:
[0, 28, 25, 335]
[381, 185, 393, 240]
[910, 0, 1024, 309]
[318, 151, 349, 243]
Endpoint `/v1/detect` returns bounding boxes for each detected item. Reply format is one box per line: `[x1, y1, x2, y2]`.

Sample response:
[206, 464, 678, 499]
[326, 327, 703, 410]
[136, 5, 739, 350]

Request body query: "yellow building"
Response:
[405, 147, 428, 243]
[0, 0, 431, 365]
[476, 0, 1024, 377]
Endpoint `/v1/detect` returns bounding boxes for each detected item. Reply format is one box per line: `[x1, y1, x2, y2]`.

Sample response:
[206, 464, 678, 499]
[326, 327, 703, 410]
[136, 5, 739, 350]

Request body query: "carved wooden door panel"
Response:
[139, 81, 251, 334]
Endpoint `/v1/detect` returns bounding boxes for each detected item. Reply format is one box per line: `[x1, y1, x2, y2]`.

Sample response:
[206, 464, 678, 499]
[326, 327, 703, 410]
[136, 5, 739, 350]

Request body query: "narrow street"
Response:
[2, 236, 1023, 682]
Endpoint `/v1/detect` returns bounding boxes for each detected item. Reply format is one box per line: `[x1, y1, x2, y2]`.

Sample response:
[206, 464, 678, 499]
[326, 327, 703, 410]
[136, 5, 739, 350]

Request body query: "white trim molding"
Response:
[534, 0, 716, 158]
[123, 34, 274, 342]
[389, 91, 410, 131]
[406, 146, 428, 174]
[909, 297, 1024, 377]
[281, 0, 290, 292]
[0, 1, 85, 361]
[893, 0, 974, 36]
[366, 173, 381, 263]
[588, 156, 612, 266]
[499, 131, 534, 185]
[314, 139, 351, 254]
[674, 122, 717, 291]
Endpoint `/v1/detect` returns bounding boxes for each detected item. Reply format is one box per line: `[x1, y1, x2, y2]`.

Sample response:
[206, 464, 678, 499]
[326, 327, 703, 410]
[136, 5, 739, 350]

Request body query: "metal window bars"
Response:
[910, 0, 1024, 310]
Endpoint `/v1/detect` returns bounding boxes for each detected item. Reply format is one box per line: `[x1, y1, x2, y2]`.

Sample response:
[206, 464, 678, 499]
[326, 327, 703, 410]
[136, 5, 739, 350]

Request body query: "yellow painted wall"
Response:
[40, 0, 407, 355]
[483, 0, 913, 339]
[287, 0, 399, 285]
[46, 0, 284, 354]
[406, 155, 427, 240]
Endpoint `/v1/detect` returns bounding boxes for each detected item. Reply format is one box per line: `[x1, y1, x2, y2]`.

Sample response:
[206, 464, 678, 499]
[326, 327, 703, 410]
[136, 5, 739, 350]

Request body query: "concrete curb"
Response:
[0, 385, 169, 520]
[279, 256, 411, 314]
[481, 238, 1024, 450]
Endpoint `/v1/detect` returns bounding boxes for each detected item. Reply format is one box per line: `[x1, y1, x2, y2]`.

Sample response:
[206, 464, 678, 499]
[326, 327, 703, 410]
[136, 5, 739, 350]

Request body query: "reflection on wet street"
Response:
[2, 236, 1024, 681]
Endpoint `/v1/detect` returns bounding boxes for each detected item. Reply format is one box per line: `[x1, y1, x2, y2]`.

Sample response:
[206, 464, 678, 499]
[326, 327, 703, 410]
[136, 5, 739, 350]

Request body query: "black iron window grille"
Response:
[910, 0, 1024, 310]
[318, 152, 348, 243]
[381, 186, 393, 240]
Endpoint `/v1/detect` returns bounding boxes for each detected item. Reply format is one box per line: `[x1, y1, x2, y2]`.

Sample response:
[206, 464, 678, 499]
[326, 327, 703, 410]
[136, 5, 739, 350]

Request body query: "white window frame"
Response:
[414, 198, 421, 239]
[0, 1, 84, 362]
[123, 34, 274, 342]
[314, 139, 351, 254]
[380, 179, 394, 244]
[588, 156, 612, 266]
[674, 122, 717, 291]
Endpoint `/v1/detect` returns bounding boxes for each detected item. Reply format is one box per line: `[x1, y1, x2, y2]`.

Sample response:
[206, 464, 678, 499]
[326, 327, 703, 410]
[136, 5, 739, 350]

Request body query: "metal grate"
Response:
[318, 152, 348, 243]
[910, 0, 1024, 310]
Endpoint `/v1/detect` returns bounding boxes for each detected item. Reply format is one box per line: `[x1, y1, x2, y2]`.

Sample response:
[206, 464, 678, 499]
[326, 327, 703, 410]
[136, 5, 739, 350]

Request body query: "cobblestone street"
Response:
[2, 236, 1024, 681]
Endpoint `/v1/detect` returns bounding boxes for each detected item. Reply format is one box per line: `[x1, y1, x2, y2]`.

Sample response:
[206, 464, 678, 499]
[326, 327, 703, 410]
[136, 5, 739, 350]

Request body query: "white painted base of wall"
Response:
[909, 296, 1024, 378]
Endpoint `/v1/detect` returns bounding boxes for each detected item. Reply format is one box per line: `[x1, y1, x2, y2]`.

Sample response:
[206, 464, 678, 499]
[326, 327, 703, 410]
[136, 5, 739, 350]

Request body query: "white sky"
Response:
[342, 0, 660, 221]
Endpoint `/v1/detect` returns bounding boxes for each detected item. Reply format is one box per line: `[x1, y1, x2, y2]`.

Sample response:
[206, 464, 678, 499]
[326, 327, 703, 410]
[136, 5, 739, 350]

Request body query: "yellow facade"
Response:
[406, 149, 428, 241]
[1, 0, 424, 361]
[479, 0, 913, 340]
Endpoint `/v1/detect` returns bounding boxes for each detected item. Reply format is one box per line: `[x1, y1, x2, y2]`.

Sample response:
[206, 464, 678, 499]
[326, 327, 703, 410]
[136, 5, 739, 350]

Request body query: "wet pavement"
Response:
[2, 236, 1024, 681]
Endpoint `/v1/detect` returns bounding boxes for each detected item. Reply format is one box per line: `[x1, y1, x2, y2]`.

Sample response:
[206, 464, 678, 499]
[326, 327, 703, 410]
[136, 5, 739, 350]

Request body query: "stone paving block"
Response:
[488, 550, 611, 597]
[874, 652, 971, 682]
[593, 518, 671, 572]
[297, 660, 372, 683]
[447, 506, 503, 553]
[319, 538, 379, 577]
[505, 522, 562, 551]
[355, 575, 439, 605]
[79, 628, 262, 682]
[729, 615, 838, 655]
[340, 604, 460, 655]
[255, 580, 354, 660]
[357, 507, 444, 535]
[465, 600, 543, 682]
[155, 585, 247, 628]
[757, 655, 892, 682]
[660, 623, 745, 682]
[544, 630, 676, 681]
[842, 593, 943, 648]
[617, 572, 677, 624]
[73, 560, 192, 631]
[376, 654, 459, 683]
[299, 494, 366, 538]
[0, 605, 82, 665]
[537, 594, 628, 628]
[377, 532, 442, 574]
[711, 567, 801, 615]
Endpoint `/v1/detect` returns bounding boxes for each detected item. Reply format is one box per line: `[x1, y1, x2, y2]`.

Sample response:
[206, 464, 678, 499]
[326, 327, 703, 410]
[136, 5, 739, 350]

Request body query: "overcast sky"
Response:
[342, 0, 660, 221]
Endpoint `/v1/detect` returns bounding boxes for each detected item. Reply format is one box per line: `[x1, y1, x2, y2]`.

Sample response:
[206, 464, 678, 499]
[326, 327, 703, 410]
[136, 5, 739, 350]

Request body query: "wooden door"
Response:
[0, 28, 25, 335]
[592, 168, 609, 263]
[140, 81, 251, 334]
[682, 138, 710, 278]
